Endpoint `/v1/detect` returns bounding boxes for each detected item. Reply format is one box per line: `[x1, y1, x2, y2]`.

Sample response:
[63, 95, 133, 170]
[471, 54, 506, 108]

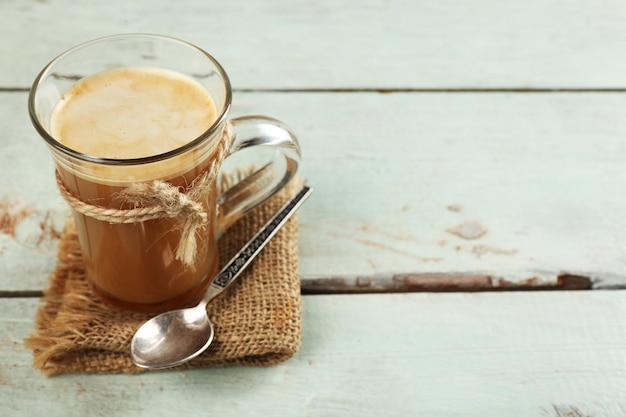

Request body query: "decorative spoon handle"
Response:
[203, 185, 312, 304]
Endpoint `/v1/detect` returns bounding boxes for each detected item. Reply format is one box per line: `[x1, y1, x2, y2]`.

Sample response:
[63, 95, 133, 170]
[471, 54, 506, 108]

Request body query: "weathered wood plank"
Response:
[3, 0, 626, 89]
[2, 292, 626, 416]
[2, 91, 626, 291]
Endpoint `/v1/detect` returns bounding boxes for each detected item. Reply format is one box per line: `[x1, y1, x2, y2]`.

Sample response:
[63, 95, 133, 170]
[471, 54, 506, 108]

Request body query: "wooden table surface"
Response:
[2, 1, 626, 416]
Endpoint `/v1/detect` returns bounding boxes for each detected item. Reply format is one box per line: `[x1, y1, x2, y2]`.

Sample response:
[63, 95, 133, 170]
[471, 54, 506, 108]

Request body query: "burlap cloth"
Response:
[24, 179, 303, 376]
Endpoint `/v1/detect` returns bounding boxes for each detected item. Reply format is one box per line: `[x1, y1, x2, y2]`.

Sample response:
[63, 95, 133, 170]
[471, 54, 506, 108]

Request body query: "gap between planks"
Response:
[0, 273, 598, 298]
[6, 87, 626, 93]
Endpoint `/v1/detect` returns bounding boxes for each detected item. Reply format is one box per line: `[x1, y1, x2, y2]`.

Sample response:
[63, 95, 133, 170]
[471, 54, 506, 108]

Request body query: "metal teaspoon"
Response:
[130, 186, 312, 369]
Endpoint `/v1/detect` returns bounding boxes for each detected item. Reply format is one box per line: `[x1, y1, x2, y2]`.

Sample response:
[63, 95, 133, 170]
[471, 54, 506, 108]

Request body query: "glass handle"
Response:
[217, 116, 301, 235]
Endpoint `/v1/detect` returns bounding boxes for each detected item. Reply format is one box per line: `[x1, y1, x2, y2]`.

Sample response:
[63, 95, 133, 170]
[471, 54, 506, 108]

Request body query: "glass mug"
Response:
[28, 34, 300, 312]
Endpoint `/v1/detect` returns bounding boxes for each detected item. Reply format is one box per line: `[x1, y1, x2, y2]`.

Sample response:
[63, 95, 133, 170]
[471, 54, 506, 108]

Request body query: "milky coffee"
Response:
[51, 67, 221, 311]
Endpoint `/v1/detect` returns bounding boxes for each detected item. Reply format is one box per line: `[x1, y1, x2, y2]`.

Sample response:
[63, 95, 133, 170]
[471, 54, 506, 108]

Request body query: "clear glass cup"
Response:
[28, 34, 300, 312]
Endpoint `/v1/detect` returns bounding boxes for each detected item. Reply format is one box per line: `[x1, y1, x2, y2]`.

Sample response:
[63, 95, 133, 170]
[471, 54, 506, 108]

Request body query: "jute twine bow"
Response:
[55, 121, 234, 267]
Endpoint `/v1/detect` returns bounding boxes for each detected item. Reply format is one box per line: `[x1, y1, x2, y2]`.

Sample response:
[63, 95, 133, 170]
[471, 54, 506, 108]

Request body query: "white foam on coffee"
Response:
[51, 67, 217, 159]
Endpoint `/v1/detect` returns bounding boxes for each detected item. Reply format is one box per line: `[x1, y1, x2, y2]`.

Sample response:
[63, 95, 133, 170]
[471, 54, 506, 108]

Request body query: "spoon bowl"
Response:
[131, 186, 312, 369]
[131, 302, 214, 368]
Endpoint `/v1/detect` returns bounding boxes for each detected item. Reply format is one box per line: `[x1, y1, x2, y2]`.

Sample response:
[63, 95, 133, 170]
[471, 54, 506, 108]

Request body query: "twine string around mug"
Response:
[54, 121, 234, 267]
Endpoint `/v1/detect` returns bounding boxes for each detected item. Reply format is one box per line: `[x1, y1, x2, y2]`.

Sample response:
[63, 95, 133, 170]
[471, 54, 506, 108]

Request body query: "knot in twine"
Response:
[55, 121, 234, 267]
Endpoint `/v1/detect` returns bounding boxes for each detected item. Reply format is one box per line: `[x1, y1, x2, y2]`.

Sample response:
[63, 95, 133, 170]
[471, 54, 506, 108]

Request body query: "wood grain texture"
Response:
[2, 91, 625, 291]
[3, 0, 626, 89]
[2, 1, 625, 415]
[2, 292, 626, 416]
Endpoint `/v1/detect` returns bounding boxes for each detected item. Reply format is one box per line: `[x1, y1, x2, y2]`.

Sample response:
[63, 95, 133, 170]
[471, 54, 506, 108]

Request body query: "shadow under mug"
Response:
[28, 34, 300, 312]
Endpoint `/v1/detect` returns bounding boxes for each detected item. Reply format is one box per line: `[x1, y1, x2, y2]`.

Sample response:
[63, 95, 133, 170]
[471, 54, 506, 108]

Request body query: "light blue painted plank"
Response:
[2, 91, 626, 290]
[2, 292, 626, 416]
[2, 0, 626, 88]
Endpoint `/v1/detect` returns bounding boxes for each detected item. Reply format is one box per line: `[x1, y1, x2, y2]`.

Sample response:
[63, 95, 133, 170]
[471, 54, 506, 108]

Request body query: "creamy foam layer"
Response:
[51, 67, 217, 159]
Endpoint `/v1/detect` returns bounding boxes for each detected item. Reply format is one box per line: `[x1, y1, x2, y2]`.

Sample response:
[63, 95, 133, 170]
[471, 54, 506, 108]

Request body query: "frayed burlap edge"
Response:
[24, 177, 304, 376]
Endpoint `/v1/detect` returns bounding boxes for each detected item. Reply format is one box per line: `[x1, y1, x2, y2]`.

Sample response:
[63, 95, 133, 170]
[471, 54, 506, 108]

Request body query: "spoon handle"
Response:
[203, 185, 313, 303]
